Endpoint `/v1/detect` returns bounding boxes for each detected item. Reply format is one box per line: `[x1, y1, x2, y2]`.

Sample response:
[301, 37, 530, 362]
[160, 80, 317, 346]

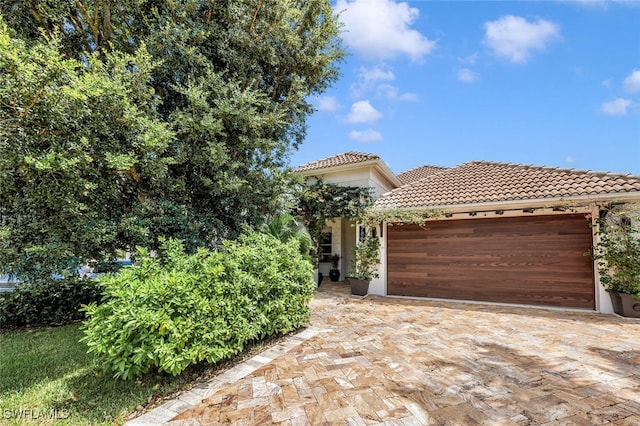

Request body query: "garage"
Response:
[387, 214, 595, 309]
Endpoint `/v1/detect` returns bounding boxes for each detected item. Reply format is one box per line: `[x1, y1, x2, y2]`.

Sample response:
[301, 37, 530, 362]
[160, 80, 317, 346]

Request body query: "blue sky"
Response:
[290, 0, 640, 176]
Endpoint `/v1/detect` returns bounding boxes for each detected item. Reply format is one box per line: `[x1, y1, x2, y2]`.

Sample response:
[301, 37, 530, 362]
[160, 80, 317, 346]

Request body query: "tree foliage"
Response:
[0, 1, 344, 279]
[0, 18, 172, 278]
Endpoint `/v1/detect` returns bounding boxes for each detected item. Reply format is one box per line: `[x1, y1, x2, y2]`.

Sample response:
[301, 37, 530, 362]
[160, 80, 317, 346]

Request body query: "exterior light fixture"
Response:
[469, 211, 477, 216]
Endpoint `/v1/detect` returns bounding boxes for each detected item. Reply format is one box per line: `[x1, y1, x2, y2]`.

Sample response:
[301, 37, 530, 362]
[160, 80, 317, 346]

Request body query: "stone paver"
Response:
[127, 282, 640, 425]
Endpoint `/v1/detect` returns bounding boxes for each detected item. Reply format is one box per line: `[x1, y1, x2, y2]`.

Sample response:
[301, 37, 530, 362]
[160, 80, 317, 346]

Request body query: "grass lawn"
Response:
[0, 324, 282, 425]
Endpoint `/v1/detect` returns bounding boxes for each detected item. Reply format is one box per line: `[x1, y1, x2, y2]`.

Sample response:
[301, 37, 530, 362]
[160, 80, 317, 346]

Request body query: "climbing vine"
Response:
[593, 203, 640, 295]
[360, 207, 445, 228]
[295, 179, 373, 265]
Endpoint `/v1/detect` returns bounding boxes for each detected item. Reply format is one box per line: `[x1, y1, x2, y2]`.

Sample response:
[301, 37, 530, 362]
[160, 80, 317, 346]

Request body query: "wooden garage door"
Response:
[387, 214, 595, 309]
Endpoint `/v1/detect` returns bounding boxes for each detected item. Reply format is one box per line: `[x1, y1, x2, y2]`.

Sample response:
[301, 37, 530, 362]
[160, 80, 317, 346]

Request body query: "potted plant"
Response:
[593, 204, 640, 318]
[329, 254, 341, 282]
[348, 231, 380, 296]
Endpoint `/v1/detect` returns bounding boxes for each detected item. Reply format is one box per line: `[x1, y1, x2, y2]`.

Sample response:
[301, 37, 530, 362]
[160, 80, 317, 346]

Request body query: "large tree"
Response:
[0, 1, 343, 279]
[0, 18, 173, 278]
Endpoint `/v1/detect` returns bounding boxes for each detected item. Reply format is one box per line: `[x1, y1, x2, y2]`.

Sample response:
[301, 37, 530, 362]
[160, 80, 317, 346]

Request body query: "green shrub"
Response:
[81, 230, 314, 379]
[0, 278, 104, 329]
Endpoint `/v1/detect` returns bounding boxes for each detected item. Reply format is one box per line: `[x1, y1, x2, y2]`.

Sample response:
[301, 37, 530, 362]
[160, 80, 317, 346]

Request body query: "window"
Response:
[319, 232, 332, 263]
[358, 226, 376, 242]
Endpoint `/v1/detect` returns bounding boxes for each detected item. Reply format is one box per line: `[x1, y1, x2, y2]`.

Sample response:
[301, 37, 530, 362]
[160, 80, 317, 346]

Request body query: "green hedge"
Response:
[81, 230, 314, 379]
[0, 278, 104, 329]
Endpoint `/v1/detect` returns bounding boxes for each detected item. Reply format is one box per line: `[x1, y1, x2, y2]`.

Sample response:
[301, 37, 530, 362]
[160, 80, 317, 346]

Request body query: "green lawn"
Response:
[0, 324, 275, 425]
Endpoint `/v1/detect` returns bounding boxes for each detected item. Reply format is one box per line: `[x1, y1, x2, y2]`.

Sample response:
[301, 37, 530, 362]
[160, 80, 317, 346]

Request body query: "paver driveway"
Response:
[130, 282, 640, 425]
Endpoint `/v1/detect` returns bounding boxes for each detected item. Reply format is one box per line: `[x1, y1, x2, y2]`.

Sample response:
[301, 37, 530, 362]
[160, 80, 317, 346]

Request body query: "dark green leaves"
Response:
[0, 19, 172, 279]
[0, 2, 344, 278]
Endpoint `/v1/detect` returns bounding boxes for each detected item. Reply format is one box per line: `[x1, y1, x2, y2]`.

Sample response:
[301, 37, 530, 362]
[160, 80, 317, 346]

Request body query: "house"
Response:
[294, 152, 640, 314]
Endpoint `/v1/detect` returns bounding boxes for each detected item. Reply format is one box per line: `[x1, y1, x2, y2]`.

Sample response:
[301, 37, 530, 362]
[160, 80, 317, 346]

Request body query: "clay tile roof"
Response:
[396, 165, 449, 185]
[376, 161, 640, 208]
[294, 152, 380, 173]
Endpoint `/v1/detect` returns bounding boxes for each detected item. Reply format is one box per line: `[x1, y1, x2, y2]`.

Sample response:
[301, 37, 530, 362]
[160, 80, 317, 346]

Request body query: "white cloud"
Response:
[335, 0, 436, 62]
[359, 66, 395, 83]
[458, 53, 479, 65]
[458, 68, 479, 83]
[602, 79, 612, 88]
[623, 69, 640, 93]
[350, 66, 417, 101]
[377, 84, 419, 102]
[351, 66, 395, 97]
[565, 156, 576, 164]
[314, 96, 341, 112]
[600, 98, 632, 116]
[346, 100, 383, 123]
[483, 15, 560, 63]
[349, 129, 383, 142]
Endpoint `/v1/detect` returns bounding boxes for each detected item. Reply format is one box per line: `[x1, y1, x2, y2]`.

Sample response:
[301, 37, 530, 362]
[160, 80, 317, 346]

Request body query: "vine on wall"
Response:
[593, 203, 640, 296]
[360, 207, 445, 228]
[295, 179, 373, 266]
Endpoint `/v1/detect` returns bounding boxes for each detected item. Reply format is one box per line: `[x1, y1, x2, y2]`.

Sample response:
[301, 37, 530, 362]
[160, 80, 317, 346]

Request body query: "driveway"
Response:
[130, 282, 640, 425]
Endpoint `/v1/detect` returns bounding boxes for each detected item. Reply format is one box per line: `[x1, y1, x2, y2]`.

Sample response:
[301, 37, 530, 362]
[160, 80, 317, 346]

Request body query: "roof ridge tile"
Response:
[294, 151, 380, 173]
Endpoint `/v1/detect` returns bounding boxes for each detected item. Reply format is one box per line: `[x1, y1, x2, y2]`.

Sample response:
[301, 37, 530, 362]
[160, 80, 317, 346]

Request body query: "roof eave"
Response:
[294, 159, 380, 176]
[374, 162, 403, 188]
[374, 191, 640, 213]
[296, 159, 402, 188]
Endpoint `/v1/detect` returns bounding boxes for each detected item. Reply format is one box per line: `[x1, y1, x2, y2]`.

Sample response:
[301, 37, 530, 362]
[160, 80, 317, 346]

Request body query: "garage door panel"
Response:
[390, 264, 592, 278]
[389, 278, 594, 307]
[389, 270, 579, 283]
[387, 215, 595, 309]
[389, 256, 590, 271]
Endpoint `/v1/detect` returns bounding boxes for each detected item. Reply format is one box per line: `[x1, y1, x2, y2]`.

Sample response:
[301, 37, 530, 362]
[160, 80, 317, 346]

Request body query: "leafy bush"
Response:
[350, 230, 381, 281]
[81, 230, 314, 379]
[594, 204, 640, 295]
[0, 278, 104, 329]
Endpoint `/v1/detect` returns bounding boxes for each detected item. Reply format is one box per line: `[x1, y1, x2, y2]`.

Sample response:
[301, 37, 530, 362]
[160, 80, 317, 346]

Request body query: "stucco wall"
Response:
[367, 222, 386, 296]
[304, 167, 397, 201]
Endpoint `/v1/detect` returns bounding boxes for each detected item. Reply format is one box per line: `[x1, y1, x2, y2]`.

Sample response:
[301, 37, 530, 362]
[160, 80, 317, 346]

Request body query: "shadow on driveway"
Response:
[140, 282, 640, 425]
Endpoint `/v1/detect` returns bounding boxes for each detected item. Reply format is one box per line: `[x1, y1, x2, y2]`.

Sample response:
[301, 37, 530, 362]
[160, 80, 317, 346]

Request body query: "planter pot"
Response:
[329, 269, 340, 282]
[607, 290, 623, 315]
[349, 278, 369, 296]
[607, 290, 640, 318]
[620, 293, 640, 318]
[317, 272, 323, 286]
